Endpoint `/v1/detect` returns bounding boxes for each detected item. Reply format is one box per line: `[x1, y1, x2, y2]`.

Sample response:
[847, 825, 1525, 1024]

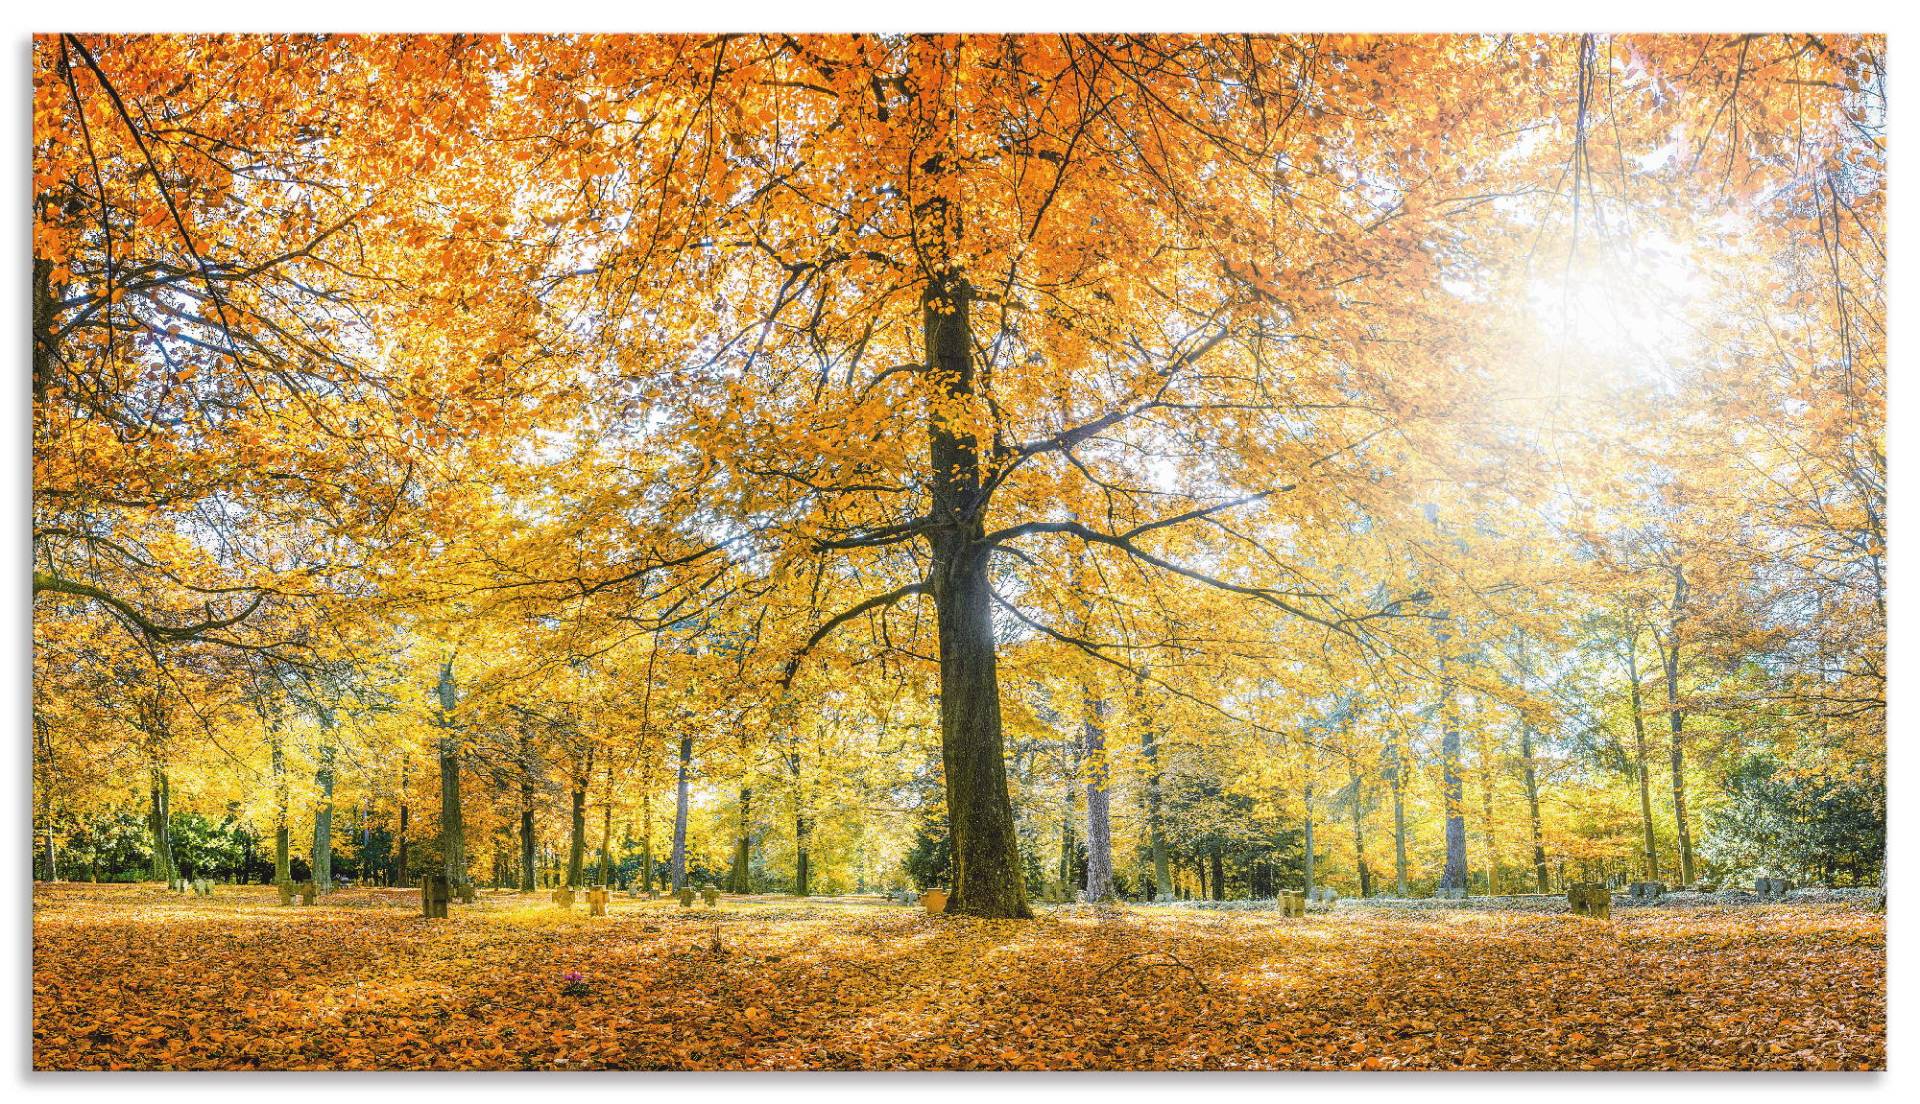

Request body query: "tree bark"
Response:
[148, 762, 174, 884]
[35, 715, 58, 881]
[729, 785, 752, 894]
[1389, 741, 1409, 896]
[271, 726, 290, 886]
[436, 658, 466, 887]
[1348, 764, 1371, 897]
[313, 739, 335, 893]
[567, 761, 588, 889]
[924, 272, 1030, 919]
[1081, 696, 1114, 901]
[795, 805, 812, 896]
[1302, 781, 1316, 899]
[519, 779, 536, 891]
[1439, 690, 1468, 895]
[671, 734, 692, 890]
[1519, 723, 1549, 893]
[1142, 722, 1172, 900]
[1625, 633, 1661, 881]
[395, 755, 410, 887]
[1664, 567, 1696, 885]
[1209, 843, 1226, 901]
[597, 795, 614, 887]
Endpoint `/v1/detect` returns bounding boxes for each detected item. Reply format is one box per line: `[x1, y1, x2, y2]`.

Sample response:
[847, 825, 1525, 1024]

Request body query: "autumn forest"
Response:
[30, 33, 1885, 1071]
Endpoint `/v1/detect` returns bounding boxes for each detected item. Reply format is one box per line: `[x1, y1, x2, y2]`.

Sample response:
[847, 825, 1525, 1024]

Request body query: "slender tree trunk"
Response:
[1058, 748, 1078, 888]
[395, 767, 410, 887]
[1478, 725, 1497, 895]
[313, 739, 335, 893]
[519, 778, 536, 892]
[671, 734, 692, 890]
[35, 715, 58, 882]
[597, 796, 613, 887]
[1662, 567, 1696, 886]
[924, 269, 1030, 919]
[1519, 724, 1549, 893]
[1302, 781, 1316, 899]
[436, 658, 466, 887]
[1142, 723, 1172, 900]
[1390, 745, 1409, 896]
[794, 805, 812, 897]
[1209, 844, 1226, 901]
[1082, 696, 1114, 901]
[1626, 637, 1661, 881]
[271, 730, 290, 887]
[640, 788, 655, 892]
[1348, 765, 1372, 897]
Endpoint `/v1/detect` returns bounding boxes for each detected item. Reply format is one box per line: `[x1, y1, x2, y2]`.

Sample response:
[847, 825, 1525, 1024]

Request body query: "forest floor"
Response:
[32, 882, 1884, 1071]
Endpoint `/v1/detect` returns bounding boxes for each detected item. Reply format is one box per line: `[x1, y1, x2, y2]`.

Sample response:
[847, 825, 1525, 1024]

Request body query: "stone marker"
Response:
[277, 881, 294, 906]
[587, 886, 610, 917]
[1278, 890, 1305, 917]
[1567, 882, 1611, 918]
[192, 878, 212, 897]
[455, 882, 476, 904]
[296, 880, 318, 906]
[678, 888, 695, 907]
[922, 889, 949, 914]
[552, 887, 575, 909]
[422, 873, 450, 919]
[702, 886, 720, 907]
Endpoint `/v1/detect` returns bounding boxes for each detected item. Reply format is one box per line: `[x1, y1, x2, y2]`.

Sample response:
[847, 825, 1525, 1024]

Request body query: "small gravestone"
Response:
[552, 887, 575, 909]
[455, 882, 476, 905]
[192, 878, 211, 897]
[1279, 890, 1305, 917]
[422, 873, 450, 919]
[702, 886, 720, 907]
[277, 881, 294, 906]
[678, 888, 695, 907]
[922, 889, 949, 914]
[587, 886, 610, 917]
[295, 880, 318, 905]
[1567, 883, 1611, 918]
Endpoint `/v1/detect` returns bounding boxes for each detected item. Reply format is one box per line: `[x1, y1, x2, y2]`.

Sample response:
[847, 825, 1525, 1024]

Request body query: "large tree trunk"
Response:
[148, 762, 175, 884]
[436, 659, 466, 888]
[1625, 637, 1661, 881]
[1519, 724, 1549, 893]
[794, 806, 812, 897]
[1439, 691, 1468, 896]
[1142, 723, 1172, 900]
[729, 786, 752, 894]
[1082, 697, 1115, 902]
[671, 734, 692, 890]
[567, 765, 588, 888]
[923, 272, 1030, 920]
